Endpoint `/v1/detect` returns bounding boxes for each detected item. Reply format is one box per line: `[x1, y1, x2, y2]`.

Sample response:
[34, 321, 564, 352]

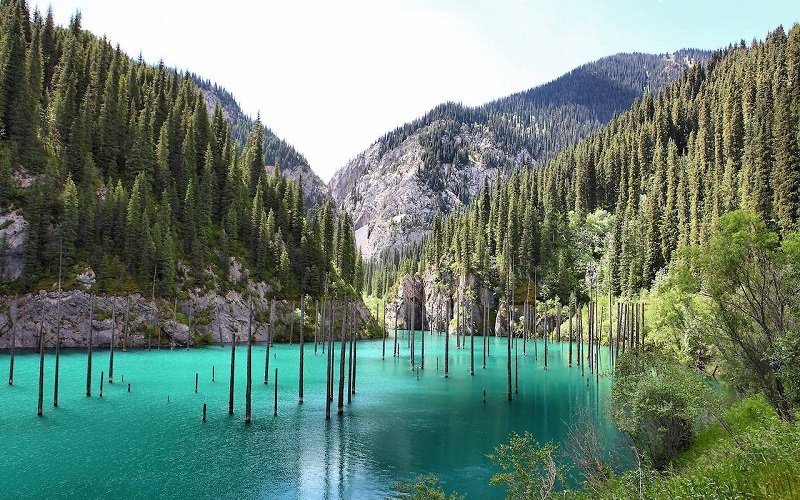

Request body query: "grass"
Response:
[559, 395, 800, 500]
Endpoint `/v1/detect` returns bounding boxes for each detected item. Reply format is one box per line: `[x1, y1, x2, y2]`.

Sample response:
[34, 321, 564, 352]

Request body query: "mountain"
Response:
[192, 77, 331, 210]
[330, 50, 709, 259]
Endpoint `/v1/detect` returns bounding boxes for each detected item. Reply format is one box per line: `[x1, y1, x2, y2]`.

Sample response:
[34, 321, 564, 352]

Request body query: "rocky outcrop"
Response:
[0, 210, 27, 281]
[330, 121, 513, 259]
[385, 269, 495, 335]
[0, 288, 375, 349]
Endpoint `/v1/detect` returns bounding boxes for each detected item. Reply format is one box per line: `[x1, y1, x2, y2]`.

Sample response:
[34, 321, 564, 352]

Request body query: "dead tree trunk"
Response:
[86, 295, 93, 396]
[54, 290, 62, 407]
[265, 300, 274, 384]
[299, 295, 306, 405]
[228, 324, 236, 415]
[245, 298, 253, 424]
[8, 297, 16, 386]
[337, 299, 347, 415]
[37, 322, 44, 416]
[109, 300, 116, 384]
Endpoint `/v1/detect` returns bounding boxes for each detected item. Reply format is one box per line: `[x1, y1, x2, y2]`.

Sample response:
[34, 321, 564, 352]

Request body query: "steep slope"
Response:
[330, 50, 708, 258]
[193, 77, 331, 209]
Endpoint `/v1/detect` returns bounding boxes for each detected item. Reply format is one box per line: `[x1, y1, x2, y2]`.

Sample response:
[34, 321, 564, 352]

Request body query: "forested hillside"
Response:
[0, 1, 359, 299]
[331, 50, 707, 259]
[369, 25, 799, 301]
[192, 77, 331, 208]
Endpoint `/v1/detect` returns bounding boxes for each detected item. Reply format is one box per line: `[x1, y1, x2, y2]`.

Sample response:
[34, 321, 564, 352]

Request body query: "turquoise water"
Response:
[0, 332, 621, 499]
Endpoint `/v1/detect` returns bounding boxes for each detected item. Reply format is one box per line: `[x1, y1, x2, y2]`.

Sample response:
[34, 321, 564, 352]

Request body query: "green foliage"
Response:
[559, 396, 800, 500]
[379, 25, 800, 315]
[610, 351, 714, 469]
[192, 330, 214, 346]
[391, 474, 464, 500]
[646, 269, 717, 369]
[684, 210, 800, 420]
[487, 431, 564, 500]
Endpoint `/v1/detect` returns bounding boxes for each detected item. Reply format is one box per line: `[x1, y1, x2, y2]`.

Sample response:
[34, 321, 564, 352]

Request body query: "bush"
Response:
[610, 351, 713, 469]
[392, 474, 463, 500]
[487, 431, 564, 499]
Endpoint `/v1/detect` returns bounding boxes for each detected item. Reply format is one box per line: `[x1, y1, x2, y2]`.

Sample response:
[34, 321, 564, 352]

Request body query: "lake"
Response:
[0, 331, 622, 499]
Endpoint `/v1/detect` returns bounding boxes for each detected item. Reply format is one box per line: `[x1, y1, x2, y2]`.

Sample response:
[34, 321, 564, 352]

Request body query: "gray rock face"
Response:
[0, 287, 375, 349]
[386, 269, 494, 335]
[0, 210, 27, 281]
[330, 121, 513, 259]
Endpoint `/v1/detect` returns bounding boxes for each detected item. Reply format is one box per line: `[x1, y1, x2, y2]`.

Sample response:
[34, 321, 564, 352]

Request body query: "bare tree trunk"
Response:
[470, 301, 475, 376]
[265, 300, 273, 384]
[381, 303, 386, 360]
[245, 298, 253, 424]
[37, 322, 44, 416]
[445, 297, 450, 378]
[9, 297, 16, 386]
[86, 295, 93, 396]
[54, 290, 62, 407]
[299, 295, 305, 405]
[109, 300, 116, 384]
[337, 299, 347, 415]
[228, 322, 236, 415]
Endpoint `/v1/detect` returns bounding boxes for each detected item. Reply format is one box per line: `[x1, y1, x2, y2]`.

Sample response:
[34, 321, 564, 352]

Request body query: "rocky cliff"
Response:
[0, 287, 376, 350]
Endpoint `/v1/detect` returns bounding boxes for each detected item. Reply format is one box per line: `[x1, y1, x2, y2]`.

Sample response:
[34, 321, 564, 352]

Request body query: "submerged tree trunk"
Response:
[299, 295, 305, 405]
[347, 302, 354, 403]
[444, 298, 450, 379]
[265, 300, 274, 385]
[8, 298, 16, 386]
[337, 300, 347, 415]
[109, 300, 116, 384]
[54, 289, 62, 407]
[86, 295, 93, 397]
[470, 302, 475, 376]
[381, 303, 386, 360]
[229, 323, 236, 415]
[245, 297, 253, 424]
[37, 323, 44, 416]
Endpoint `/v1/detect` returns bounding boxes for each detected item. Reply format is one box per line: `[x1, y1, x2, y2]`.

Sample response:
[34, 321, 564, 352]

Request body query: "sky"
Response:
[39, 0, 799, 182]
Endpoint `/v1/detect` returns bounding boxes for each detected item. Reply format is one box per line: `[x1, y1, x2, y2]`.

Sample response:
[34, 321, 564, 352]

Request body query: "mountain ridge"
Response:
[330, 49, 709, 259]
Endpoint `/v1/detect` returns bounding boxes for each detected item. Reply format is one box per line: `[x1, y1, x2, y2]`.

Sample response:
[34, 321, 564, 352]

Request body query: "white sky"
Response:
[40, 0, 799, 181]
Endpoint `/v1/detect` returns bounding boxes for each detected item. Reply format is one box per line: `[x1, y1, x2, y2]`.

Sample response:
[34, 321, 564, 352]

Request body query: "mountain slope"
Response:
[193, 77, 331, 209]
[330, 50, 708, 258]
[0, 3, 356, 302]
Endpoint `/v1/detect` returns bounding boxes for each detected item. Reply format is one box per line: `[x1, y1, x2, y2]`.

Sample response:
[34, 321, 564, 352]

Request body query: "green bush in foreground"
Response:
[561, 395, 800, 500]
[610, 351, 714, 470]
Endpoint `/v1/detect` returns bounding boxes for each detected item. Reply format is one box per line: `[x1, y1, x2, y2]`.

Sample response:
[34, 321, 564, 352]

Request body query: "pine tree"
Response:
[61, 176, 79, 267]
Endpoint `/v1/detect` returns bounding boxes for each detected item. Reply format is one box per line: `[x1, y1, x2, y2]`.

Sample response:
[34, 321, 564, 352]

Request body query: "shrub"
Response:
[610, 351, 713, 469]
[488, 431, 564, 499]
